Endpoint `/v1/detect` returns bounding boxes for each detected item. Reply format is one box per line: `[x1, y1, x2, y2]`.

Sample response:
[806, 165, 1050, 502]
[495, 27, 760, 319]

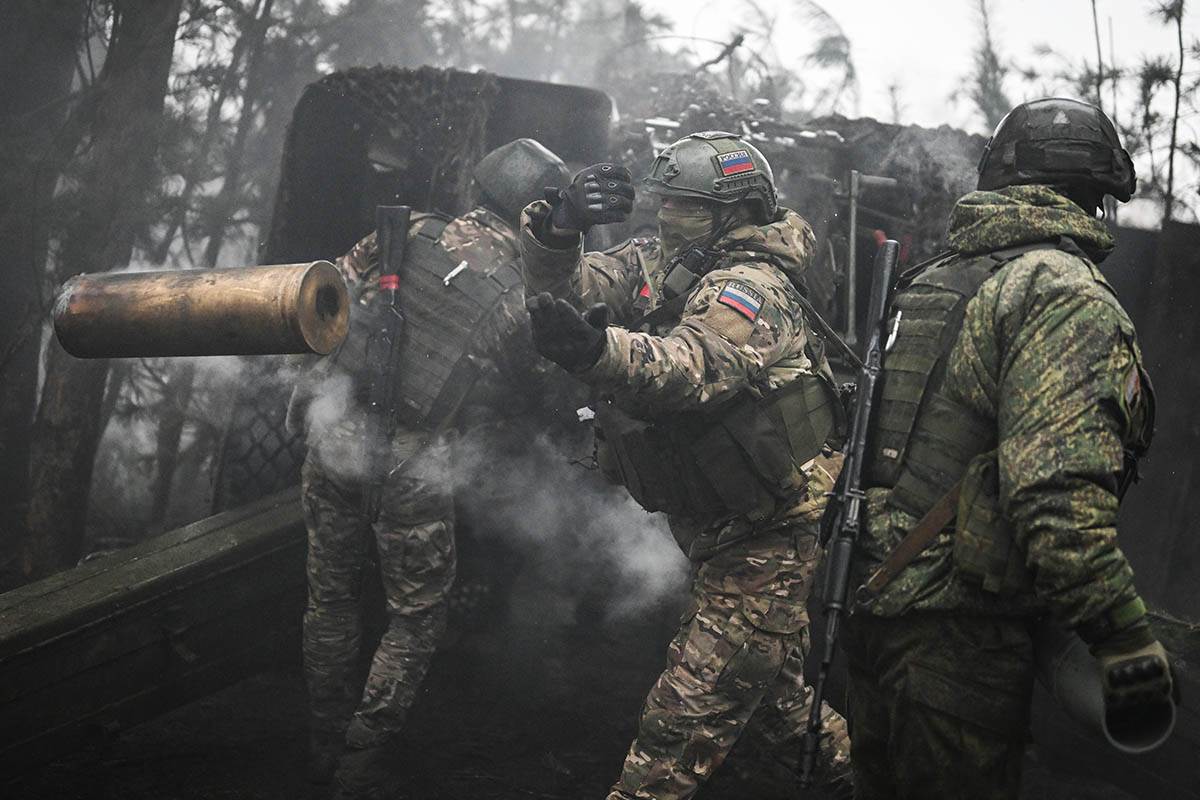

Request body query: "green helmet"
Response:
[473, 138, 570, 224]
[977, 97, 1135, 202]
[643, 131, 778, 221]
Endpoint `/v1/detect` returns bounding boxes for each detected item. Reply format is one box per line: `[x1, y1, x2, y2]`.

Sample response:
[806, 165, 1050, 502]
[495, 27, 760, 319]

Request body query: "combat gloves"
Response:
[527, 292, 609, 372]
[547, 163, 635, 234]
[1093, 627, 1178, 740]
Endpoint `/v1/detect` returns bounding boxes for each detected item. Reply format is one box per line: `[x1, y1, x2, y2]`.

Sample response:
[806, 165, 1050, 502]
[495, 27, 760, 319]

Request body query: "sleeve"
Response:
[519, 200, 644, 324]
[577, 264, 807, 410]
[337, 232, 377, 284]
[971, 257, 1149, 641]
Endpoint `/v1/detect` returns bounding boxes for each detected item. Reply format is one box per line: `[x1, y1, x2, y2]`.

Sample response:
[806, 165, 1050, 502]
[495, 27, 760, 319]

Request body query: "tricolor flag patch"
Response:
[717, 281, 764, 321]
[717, 149, 755, 176]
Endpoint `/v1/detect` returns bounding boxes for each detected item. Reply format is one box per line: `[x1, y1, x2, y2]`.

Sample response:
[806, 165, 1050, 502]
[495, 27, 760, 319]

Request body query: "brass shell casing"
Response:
[53, 262, 349, 358]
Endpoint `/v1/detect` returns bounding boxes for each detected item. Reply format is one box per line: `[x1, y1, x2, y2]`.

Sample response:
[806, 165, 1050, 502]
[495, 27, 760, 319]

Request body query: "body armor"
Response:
[595, 373, 841, 523]
[865, 238, 1153, 595]
[332, 214, 523, 430]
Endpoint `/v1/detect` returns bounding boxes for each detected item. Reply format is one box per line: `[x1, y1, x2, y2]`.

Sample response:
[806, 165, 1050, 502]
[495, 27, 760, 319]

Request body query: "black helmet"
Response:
[643, 131, 778, 221]
[473, 138, 571, 224]
[977, 97, 1135, 202]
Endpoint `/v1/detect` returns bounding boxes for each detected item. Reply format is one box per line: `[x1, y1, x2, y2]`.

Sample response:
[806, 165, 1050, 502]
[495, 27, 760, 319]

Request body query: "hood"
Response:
[948, 184, 1115, 262]
[715, 208, 816, 288]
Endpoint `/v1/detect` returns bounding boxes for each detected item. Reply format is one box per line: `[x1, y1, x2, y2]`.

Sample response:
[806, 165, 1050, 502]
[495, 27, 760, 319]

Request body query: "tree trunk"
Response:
[147, 0, 276, 530]
[0, 2, 89, 590]
[23, 0, 185, 579]
[1163, 8, 1184, 223]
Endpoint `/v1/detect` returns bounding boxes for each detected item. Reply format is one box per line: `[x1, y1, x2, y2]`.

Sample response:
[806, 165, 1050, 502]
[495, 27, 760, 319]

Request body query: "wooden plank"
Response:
[0, 488, 306, 772]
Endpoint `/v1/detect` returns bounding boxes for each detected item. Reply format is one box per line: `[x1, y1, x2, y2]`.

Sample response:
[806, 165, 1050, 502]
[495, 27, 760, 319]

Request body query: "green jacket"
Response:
[855, 185, 1153, 646]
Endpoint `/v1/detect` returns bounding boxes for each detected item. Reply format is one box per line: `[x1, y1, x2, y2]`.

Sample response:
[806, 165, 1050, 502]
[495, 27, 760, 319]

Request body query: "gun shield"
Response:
[52, 262, 349, 358]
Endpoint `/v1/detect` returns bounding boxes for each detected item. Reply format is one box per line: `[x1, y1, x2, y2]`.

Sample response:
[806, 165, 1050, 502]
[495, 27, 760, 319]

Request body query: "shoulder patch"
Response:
[717, 281, 765, 321]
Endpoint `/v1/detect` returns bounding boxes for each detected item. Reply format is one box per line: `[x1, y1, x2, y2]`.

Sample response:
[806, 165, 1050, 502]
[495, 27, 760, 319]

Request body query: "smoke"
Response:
[448, 422, 690, 623]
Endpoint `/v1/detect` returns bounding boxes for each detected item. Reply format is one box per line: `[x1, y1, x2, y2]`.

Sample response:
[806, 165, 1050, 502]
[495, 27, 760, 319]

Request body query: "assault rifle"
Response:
[798, 238, 899, 787]
[361, 205, 411, 520]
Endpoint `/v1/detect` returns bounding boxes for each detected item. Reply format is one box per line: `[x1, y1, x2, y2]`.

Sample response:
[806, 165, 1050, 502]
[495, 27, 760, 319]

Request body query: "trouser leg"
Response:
[842, 612, 1035, 800]
[346, 445, 456, 745]
[731, 638, 853, 798]
[302, 455, 370, 743]
[608, 530, 817, 800]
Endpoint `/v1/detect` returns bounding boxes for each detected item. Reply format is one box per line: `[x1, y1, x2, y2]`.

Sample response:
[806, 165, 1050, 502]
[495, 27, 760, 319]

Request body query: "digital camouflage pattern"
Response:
[299, 206, 536, 781]
[609, 530, 852, 800]
[846, 184, 1155, 798]
[853, 185, 1151, 636]
[843, 613, 1034, 800]
[520, 199, 849, 798]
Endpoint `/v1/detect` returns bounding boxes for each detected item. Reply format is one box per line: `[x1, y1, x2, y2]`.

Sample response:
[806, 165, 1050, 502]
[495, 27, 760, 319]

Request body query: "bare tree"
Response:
[966, 0, 1012, 130]
[1156, 0, 1187, 221]
[23, 0, 186, 578]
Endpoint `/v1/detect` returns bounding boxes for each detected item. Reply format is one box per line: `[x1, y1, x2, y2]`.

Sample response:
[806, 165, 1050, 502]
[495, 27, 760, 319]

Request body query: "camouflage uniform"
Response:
[295, 207, 537, 761]
[845, 185, 1157, 799]
[520, 200, 852, 799]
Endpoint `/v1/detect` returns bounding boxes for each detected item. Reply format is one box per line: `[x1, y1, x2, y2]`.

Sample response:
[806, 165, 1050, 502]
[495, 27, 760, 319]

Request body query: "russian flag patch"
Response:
[717, 149, 755, 176]
[717, 281, 764, 321]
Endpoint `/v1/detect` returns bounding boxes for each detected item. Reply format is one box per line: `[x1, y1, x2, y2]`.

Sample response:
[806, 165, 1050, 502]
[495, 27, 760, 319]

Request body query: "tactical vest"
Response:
[865, 241, 1065, 595]
[594, 372, 842, 522]
[333, 215, 523, 430]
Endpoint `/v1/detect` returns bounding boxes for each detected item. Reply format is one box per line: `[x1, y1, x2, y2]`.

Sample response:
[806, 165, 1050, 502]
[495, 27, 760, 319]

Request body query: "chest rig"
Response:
[333, 214, 523, 430]
[865, 241, 1066, 595]
[594, 244, 842, 525]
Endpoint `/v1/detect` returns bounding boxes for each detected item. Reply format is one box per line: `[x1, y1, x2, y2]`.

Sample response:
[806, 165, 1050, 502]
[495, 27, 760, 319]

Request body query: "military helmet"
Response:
[977, 97, 1135, 202]
[473, 138, 571, 224]
[643, 131, 778, 221]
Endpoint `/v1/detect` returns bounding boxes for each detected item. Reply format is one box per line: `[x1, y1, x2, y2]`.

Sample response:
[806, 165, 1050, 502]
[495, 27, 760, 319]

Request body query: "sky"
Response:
[646, 0, 1195, 135]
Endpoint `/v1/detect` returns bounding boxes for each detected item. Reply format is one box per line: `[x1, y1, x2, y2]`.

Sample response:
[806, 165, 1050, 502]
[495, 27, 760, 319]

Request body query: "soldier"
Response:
[287, 139, 570, 798]
[842, 98, 1176, 799]
[519, 131, 852, 799]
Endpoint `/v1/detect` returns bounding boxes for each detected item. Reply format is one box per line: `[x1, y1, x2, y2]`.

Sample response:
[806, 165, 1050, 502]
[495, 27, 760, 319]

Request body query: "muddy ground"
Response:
[6, 537, 1137, 800]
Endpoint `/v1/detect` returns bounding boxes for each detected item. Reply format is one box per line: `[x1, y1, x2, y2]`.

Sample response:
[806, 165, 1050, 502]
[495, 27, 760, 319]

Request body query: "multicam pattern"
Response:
[301, 445, 455, 744]
[302, 206, 537, 762]
[854, 184, 1152, 637]
[608, 531, 851, 800]
[519, 199, 848, 799]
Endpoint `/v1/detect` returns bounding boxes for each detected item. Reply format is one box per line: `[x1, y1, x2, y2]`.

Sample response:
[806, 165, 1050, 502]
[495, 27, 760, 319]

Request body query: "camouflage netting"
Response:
[263, 65, 500, 265]
[217, 67, 501, 512]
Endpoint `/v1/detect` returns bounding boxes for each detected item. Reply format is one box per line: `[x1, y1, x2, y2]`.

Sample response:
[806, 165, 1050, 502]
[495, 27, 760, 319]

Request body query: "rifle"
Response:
[798, 238, 899, 787]
[361, 205, 411, 521]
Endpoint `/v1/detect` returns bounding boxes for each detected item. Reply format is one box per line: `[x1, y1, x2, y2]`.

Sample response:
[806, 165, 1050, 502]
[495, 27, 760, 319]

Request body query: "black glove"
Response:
[548, 163, 635, 233]
[526, 292, 609, 372]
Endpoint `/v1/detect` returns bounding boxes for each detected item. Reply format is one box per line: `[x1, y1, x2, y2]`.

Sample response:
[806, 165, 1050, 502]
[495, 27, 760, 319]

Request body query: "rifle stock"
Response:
[361, 205, 411, 520]
[798, 239, 899, 787]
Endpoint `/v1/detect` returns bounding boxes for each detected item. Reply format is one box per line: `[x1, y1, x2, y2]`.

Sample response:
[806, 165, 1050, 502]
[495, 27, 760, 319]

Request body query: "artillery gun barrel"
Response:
[53, 262, 349, 358]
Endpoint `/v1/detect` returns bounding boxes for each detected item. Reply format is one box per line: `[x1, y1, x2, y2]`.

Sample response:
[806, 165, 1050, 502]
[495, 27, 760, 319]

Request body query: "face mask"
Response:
[657, 205, 716, 262]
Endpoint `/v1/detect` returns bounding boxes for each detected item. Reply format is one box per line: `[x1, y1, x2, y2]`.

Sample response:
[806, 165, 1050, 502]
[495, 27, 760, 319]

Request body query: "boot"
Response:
[330, 721, 401, 800]
[308, 731, 343, 785]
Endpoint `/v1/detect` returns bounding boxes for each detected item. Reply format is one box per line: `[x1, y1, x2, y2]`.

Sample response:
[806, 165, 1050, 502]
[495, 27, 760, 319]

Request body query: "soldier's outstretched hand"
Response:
[526, 292, 608, 372]
[550, 163, 635, 232]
